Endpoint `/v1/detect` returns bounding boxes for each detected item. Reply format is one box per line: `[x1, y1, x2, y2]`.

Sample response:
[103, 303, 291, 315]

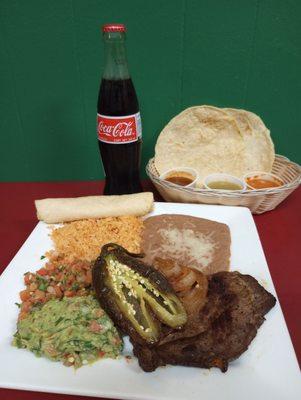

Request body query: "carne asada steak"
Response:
[132, 271, 276, 372]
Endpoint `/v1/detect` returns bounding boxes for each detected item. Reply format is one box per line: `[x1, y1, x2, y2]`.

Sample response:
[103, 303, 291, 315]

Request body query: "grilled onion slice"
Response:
[154, 258, 208, 316]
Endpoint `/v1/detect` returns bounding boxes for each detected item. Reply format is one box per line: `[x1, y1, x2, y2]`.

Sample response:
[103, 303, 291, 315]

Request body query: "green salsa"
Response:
[13, 295, 123, 368]
[207, 180, 243, 190]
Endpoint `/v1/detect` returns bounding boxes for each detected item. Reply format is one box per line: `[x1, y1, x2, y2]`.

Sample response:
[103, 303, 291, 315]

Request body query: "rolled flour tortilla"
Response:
[35, 192, 154, 223]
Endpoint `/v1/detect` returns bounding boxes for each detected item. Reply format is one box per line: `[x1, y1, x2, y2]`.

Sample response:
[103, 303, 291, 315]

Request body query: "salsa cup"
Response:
[243, 171, 284, 190]
[204, 173, 246, 191]
[159, 167, 198, 188]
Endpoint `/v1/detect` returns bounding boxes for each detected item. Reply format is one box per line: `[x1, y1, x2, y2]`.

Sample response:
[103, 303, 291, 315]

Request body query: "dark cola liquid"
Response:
[98, 78, 142, 195]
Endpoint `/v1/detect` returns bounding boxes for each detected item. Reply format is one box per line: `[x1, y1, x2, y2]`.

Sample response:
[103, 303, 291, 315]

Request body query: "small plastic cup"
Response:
[204, 173, 246, 191]
[160, 167, 198, 188]
[243, 171, 284, 190]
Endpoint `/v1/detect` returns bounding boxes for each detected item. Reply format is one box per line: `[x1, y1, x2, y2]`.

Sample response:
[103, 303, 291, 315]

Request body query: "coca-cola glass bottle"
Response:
[97, 23, 142, 195]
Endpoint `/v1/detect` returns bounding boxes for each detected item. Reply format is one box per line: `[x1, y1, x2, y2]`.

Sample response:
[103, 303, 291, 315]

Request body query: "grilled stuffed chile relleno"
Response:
[92, 244, 187, 344]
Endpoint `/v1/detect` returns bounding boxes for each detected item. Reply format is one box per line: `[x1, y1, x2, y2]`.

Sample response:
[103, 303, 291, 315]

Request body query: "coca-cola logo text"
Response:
[97, 113, 141, 144]
[98, 121, 134, 138]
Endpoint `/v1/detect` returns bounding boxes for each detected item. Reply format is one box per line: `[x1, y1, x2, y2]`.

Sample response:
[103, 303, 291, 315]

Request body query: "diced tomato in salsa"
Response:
[18, 259, 93, 319]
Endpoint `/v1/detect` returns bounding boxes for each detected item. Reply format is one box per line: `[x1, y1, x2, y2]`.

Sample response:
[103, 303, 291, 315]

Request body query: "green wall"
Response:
[1, 0, 300, 182]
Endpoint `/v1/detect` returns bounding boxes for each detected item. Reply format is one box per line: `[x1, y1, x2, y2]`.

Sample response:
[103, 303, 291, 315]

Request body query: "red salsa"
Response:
[246, 176, 283, 189]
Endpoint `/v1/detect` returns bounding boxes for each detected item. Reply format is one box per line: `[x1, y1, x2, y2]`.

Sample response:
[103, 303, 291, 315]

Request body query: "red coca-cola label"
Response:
[97, 112, 142, 144]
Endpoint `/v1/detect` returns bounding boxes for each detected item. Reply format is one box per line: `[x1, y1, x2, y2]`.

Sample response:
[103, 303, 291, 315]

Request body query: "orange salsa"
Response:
[246, 176, 283, 190]
[165, 175, 194, 186]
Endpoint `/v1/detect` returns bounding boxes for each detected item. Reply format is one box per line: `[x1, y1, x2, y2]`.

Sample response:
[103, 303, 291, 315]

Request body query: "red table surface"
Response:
[0, 181, 300, 400]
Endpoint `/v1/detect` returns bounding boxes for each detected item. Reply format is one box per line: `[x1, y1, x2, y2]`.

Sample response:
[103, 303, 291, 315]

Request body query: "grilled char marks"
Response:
[132, 271, 276, 372]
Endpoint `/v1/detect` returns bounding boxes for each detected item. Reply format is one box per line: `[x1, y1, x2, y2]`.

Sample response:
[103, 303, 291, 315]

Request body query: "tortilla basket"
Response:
[146, 155, 301, 214]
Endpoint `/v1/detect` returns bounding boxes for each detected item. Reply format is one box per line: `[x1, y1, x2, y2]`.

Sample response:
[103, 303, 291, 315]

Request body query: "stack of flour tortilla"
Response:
[154, 105, 275, 184]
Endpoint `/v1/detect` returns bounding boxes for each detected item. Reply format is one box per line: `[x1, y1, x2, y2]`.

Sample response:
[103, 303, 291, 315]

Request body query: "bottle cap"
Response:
[102, 24, 126, 33]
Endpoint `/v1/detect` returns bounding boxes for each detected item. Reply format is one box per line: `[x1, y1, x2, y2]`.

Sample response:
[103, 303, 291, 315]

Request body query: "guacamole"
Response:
[13, 295, 123, 368]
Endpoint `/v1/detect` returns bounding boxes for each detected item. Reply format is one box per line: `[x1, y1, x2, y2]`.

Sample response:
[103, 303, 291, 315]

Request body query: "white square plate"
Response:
[0, 202, 300, 400]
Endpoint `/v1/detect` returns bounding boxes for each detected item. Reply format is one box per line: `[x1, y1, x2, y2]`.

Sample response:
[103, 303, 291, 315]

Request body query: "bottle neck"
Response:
[102, 32, 130, 80]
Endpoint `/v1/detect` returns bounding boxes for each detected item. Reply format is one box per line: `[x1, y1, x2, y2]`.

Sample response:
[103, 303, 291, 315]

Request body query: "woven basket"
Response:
[146, 155, 301, 214]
